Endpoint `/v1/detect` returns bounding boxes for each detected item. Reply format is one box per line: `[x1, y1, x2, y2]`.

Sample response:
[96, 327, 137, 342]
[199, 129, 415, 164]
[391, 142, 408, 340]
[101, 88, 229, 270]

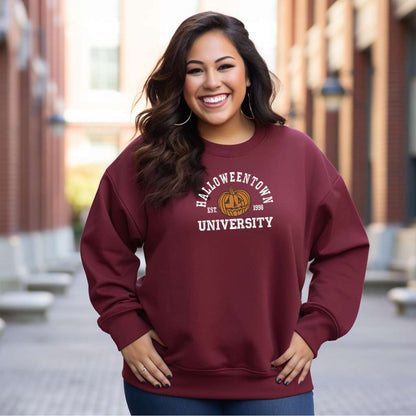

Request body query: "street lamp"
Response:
[288, 102, 297, 119]
[48, 112, 66, 138]
[321, 71, 345, 112]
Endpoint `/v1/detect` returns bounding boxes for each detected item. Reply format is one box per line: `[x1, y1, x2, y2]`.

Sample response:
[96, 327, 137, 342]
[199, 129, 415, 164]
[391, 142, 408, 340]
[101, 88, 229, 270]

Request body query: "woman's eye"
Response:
[218, 64, 234, 70]
[186, 68, 203, 74]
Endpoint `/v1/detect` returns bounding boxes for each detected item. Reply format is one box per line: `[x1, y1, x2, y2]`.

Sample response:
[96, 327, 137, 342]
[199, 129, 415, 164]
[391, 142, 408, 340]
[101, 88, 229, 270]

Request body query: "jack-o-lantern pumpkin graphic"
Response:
[218, 186, 251, 217]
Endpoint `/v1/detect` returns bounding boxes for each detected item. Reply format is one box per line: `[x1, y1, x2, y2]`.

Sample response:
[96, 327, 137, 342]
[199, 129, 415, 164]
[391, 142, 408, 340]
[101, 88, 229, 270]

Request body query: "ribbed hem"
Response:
[101, 310, 152, 351]
[122, 361, 314, 400]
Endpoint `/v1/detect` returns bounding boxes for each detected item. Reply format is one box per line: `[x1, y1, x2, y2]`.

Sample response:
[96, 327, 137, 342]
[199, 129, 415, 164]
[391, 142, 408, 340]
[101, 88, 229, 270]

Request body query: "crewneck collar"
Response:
[202, 123, 267, 157]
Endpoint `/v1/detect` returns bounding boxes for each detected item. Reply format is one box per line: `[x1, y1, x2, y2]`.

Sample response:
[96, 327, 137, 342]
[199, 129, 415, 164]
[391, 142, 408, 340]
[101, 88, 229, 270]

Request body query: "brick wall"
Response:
[385, 2, 406, 222]
[0, 0, 69, 237]
[0, 38, 20, 234]
[276, 0, 409, 225]
[352, 48, 371, 221]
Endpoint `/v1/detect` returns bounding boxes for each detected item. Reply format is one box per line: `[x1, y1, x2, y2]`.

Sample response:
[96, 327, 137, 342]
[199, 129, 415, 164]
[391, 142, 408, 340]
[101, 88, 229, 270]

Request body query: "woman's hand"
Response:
[271, 332, 314, 386]
[121, 329, 173, 389]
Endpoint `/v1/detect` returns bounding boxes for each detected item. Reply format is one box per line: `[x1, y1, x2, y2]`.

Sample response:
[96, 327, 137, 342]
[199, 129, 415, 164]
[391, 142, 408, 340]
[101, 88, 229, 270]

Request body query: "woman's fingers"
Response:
[139, 358, 171, 388]
[298, 360, 312, 385]
[134, 359, 162, 388]
[121, 330, 173, 388]
[150, 350, 173, 382]
[271, 348, 293, 367]
[276, 355, 308, 385]
[128, 363, 146, 384]
[272, 332, 314, 385]
[127, 358, 171, 389]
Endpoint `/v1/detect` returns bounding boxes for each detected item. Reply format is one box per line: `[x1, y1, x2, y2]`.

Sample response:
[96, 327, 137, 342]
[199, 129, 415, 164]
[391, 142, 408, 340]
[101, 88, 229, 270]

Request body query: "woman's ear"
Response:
[246, 78, 251, 87]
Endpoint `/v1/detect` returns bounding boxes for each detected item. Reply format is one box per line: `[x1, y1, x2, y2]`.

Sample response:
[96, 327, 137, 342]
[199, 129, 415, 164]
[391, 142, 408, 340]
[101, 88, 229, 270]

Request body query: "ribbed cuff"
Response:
[295, 310, 338, 357]
[101, 310, 153, 351]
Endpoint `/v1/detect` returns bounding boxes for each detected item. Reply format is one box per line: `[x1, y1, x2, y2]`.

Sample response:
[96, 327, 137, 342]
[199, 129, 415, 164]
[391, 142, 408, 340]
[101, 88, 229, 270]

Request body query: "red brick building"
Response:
[276, 0, 416, 270]
[0, 0, 70, 290]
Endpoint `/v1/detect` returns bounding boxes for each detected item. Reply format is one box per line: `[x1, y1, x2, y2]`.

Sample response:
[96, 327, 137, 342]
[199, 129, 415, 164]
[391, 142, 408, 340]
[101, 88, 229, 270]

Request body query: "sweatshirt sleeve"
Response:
[80, 171, 152, 351]
[295, 175, 369, 357]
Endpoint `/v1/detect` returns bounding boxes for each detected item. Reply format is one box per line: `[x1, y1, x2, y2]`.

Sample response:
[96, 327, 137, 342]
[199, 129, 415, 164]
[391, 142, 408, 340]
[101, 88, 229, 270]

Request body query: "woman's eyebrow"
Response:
[186, 56, 236, 65]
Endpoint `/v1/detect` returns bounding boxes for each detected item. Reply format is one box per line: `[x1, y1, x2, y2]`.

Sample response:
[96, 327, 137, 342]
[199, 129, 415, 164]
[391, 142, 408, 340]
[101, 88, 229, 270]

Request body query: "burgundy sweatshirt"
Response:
[81, 124, 369, 400]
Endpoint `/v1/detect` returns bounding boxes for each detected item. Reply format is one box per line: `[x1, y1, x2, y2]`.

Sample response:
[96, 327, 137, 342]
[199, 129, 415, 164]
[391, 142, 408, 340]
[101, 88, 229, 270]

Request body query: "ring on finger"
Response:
[141, 367, 148, 373]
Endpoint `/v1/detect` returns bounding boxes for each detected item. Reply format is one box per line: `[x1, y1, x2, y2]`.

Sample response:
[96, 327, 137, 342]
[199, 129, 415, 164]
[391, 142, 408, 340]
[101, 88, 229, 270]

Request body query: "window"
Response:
[90, 47, 119, 90]
[86, 0, 120, 91]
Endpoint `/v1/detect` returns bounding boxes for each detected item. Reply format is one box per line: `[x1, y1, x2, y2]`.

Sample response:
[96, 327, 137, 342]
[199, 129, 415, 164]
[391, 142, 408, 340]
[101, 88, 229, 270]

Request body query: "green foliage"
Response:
[66, 164, 105, 221]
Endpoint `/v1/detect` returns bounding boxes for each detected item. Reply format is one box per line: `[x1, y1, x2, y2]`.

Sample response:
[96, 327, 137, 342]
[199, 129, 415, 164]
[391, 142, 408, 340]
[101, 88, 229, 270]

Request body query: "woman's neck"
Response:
[199, 117, 255, 145]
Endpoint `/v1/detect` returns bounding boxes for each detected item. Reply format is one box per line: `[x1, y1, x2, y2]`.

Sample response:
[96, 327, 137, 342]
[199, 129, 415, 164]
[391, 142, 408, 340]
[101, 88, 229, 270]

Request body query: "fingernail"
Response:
[299, 381, 304, 385]
[140, 381, 146, 384]
[167, 375, 173, 380]
[285, 381, 290, 386]
[271, 363, 275, 368]
[276, 378, 282, 384]
[164, 384, 170, 389]
[155, 384, 161, 389]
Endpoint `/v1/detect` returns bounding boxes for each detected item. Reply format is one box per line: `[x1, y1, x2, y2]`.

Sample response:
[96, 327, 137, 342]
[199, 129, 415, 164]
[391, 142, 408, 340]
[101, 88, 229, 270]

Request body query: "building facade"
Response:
[276, 0, 416, 270]
[0, 0, 70, 291]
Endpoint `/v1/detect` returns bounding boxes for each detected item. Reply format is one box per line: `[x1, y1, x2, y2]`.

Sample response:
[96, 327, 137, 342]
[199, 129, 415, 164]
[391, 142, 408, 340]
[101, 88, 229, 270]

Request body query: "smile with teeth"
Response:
[201, 94, 228, 104]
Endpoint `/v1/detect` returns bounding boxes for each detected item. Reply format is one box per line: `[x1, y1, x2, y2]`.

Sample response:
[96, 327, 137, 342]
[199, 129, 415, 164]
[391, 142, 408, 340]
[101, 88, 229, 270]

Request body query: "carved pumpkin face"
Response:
[218, 186, 251, 217]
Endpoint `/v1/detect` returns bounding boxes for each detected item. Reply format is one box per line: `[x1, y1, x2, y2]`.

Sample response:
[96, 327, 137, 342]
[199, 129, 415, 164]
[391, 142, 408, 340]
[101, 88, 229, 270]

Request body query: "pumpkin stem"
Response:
[229, 186, 235, 194]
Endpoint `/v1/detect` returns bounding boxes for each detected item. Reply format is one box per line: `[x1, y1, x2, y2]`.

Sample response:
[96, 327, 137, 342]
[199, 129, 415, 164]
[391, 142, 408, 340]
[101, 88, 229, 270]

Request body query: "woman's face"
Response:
[183, 30, 250, 135]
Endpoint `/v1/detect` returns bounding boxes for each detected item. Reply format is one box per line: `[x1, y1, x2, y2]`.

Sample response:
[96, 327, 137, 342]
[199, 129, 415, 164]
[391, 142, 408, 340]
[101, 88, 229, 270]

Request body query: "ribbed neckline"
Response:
[202, 123, 267, 157]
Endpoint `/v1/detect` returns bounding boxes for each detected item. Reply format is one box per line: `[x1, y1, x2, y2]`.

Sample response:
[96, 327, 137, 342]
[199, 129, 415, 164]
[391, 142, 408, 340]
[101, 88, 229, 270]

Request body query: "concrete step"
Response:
[364, 269, 408, 293]
[27, 273, 72, 295]
[391, 226, 416, 271]
[46, 252, 82, 274]
[0, 291, 54, 322]
[388, 287, 416, 317]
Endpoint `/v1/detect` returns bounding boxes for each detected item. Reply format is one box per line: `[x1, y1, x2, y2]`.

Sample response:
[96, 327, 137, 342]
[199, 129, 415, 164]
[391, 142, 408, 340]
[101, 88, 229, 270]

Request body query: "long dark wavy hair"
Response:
[133, 11, 285, 208]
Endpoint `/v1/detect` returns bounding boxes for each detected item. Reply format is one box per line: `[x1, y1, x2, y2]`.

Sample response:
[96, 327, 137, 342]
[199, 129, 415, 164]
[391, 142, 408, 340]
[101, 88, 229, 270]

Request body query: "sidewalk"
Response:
[0, 271, 128, 415]
[312, 292, 416, 415]
[0, 271, 415, 415]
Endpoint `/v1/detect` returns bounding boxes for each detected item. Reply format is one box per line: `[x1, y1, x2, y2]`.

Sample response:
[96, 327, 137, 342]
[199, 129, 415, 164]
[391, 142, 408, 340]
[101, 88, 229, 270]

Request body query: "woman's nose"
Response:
[203, 69, 221, 89]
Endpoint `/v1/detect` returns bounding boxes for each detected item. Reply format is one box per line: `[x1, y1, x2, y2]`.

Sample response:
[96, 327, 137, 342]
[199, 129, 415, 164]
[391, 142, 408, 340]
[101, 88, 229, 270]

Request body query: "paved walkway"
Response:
[0, 267, 415, 415]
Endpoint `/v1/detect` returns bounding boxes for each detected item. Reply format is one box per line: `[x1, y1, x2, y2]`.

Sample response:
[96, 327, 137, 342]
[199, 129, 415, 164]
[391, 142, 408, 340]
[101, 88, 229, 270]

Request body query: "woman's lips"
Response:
[199, 94, 229, 108]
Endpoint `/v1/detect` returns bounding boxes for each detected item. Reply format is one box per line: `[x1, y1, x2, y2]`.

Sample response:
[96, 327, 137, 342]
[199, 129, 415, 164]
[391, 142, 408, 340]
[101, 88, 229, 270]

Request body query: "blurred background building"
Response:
[276, 0, 416, 274]
[0, 0, 70, 303]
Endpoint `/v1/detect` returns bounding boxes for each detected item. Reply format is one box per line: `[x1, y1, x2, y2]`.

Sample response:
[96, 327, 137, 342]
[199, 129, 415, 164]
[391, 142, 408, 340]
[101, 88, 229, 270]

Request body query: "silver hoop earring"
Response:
[241, 92, 255, 120]
[174, 110, 192, 126]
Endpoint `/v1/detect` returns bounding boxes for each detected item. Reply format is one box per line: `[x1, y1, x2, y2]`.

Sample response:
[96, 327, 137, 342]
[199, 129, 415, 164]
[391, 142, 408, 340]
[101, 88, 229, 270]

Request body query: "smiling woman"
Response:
[132, 12, 284, 208]
[81, 10, 369, 416]
[183, 31, 254, 144]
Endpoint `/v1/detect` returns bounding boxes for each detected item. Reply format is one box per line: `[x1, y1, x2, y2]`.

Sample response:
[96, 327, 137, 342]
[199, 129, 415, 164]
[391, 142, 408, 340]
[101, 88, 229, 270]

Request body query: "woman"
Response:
[81, 11, 369, 415]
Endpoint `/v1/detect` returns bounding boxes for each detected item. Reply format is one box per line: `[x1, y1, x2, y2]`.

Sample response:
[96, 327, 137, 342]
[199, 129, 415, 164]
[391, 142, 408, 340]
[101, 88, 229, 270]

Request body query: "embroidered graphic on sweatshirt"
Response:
[196, 171, 275, 232]
[218, 186, 251, 217]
